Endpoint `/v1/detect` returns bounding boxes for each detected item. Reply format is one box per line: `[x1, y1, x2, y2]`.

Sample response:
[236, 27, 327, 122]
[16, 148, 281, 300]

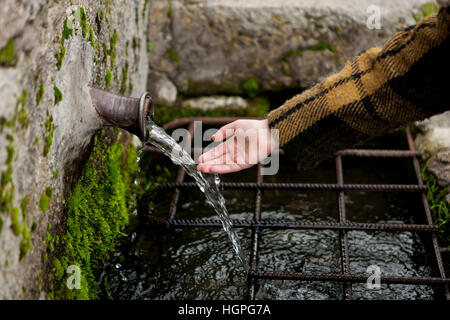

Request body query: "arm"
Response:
[198, 5, 450, 174]
[268, 6, 450, 168]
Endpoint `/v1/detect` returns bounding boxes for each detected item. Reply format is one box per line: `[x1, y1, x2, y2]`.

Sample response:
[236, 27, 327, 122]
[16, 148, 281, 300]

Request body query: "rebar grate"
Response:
[143, 118, 450, 300]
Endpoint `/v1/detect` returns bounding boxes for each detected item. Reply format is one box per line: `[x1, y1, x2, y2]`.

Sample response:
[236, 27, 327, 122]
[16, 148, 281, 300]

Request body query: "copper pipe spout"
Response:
[89, 86, 154, 141]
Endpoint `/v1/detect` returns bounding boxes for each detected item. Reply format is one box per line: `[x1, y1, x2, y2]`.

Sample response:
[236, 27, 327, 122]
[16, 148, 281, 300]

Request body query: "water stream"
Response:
[145, 119, 247, 269]
[98, 129, 440, 299]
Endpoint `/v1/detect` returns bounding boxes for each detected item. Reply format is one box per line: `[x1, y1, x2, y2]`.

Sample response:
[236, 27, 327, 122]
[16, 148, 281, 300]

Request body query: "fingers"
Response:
[199, 147, 235, 166]
[198, 122, 237, 163]
[198, 140, 227, 163]
[197, 162, 252, 174]
[197, 137, 253, 174]
[210, 120, 240, 142]
[196, 119, 263, 174]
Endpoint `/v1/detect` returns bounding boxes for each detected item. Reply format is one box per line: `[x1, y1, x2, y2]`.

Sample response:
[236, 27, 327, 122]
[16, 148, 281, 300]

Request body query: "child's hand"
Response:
[197, 119, 277, 174]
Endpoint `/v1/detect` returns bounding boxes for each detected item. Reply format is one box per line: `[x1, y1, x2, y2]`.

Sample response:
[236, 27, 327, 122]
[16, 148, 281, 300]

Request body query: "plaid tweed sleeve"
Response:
[268, 7, 450, 168]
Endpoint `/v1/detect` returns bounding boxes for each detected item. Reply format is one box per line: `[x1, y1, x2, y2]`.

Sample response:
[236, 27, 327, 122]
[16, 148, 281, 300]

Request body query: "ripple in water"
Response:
[99, 127, 436, 300]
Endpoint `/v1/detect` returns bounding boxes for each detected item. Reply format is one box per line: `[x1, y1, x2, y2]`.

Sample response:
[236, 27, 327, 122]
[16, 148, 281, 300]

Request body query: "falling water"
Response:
[145, 119, 248, 269]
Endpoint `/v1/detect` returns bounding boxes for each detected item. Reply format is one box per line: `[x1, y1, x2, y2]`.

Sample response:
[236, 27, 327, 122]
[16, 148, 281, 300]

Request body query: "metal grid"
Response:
[143, 118, 450, 300]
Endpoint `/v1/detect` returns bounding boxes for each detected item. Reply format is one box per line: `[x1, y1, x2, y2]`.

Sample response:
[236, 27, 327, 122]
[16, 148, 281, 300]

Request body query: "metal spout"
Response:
[89, 86, 153, 141]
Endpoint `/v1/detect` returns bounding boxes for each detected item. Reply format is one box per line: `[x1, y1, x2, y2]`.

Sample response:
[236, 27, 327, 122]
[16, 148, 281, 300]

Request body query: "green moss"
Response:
[53, 86, 63, 105]
[6, 146, 13, 166]
[128, 81, 133, 93]
[55, 36, 66, 70]
[36, 81, 44, 106]
[48, 241, 54, 253]
[19, 196, 31, 259]
[310, 43, 338, 65]
[38, 275, 43, 291]
[147, 42, 153, 52]
[62, 18, 73, 40]
[43, 117, 55, 156]
[17, 90, 28, 106]
[282, 50, 302, 62]
[109, 29, 118, 68]
[143, 0, 149, 18]
[0, 38, 18, 67]
[0, 137, 15, 216]
[168, 3, 173, 19]
[164, 48, 180, 67]
[96, 12, 103, 33]
[78, 8, 88, 38]
[18, 106, 28, 128]
[282, 67, 291, 76]
[0, 168, 12, 197]
[20, 197, 29, 215]
[422, 160, 450, 247]
[105, 69, 112, 88]
[120, 61, 128, 95]
[88, 25, 96, 49]
[20, 223, 31, 260]
[135, 6, 139, 25]
[414, 3, 439, 22]
[1, 89, 30, 131]
[31, 221, 38, 232]
[50, 130, 138, 299]
[39, 186, 53, 213]
[132, 37, 138, 49]
[102, 43, 108, 63]
[53, 17, 76, 70]
[53, 258, 64, 280]
[53, 170, 60, 178]
[17, 90, 29, 128]
[241, 77, 261, 98]
[10, 207, 22, 236]
[39, 194, 49, 213]
[310, 43, 334, 52]
[283, 45, 337, 65]
[46, 186, 53, 198]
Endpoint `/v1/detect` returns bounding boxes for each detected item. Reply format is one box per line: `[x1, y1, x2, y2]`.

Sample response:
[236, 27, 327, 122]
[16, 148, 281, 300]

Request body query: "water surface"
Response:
[98, 131, 438, 300]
